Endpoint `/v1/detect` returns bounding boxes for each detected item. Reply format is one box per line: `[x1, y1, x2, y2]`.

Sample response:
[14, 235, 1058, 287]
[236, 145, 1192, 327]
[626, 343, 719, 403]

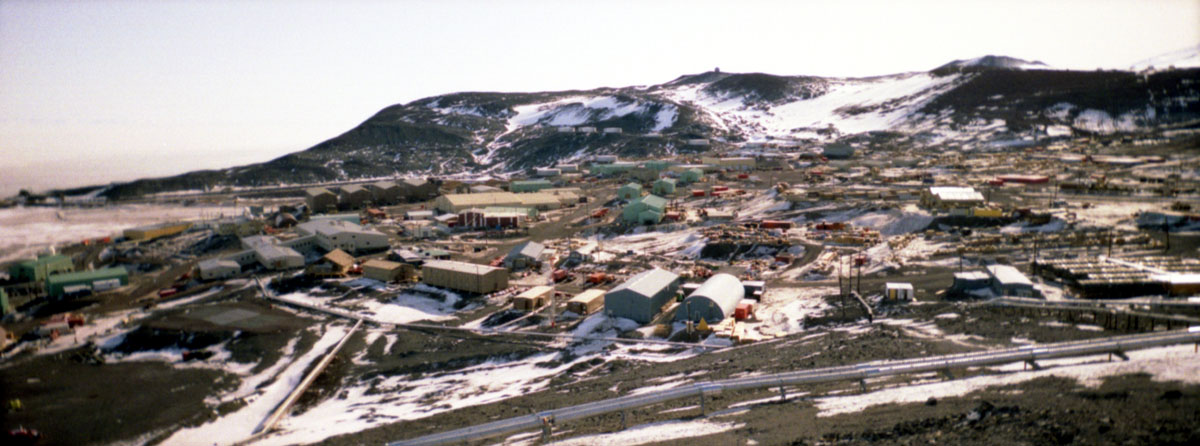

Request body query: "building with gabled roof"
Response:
[623, 194, 669, 224]
[618, 182, 643, 200]
[337, 185, 372, 209]
[308, 249, 356, 277]
[604, 268, 680, 324]
[504, 241, 545, 270]
[435, 192, 523, 213]
[305, 187, 337, 213]
[366, 181, 402, 205]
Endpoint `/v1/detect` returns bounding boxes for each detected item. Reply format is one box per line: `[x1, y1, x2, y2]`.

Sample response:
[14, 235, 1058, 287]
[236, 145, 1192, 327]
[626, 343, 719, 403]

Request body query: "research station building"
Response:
[421, 260, 509, 294]
[604, 268, 681, 324]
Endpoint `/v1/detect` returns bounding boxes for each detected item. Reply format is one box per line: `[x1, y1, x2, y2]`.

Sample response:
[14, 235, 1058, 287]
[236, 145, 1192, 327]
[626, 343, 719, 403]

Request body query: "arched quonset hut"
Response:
[676, 273, 744, 324]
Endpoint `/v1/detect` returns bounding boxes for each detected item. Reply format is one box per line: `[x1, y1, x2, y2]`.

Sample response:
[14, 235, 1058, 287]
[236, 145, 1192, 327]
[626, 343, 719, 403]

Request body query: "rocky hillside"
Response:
[91, 59, 1200, 200]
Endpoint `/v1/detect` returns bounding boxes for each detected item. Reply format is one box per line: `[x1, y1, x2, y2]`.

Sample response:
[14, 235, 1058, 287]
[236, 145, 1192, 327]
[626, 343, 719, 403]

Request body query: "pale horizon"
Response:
[2, 0, 1198, 196]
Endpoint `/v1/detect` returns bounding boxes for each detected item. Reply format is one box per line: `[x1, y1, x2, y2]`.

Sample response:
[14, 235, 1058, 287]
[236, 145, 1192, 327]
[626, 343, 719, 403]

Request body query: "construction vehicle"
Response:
[552, 269, 573, 283]
[587, 272, 615, 284]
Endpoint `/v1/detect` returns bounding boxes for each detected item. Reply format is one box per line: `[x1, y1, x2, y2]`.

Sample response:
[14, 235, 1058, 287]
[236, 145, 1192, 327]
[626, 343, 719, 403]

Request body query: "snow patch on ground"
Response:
[813, 344, 1200, 417]
[0, 204, 243, 263]
[544, 419, 743, 446]
[168, 325, 346, 445]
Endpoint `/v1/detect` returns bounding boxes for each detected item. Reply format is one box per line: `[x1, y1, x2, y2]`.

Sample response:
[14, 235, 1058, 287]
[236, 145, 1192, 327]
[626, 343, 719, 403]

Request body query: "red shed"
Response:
[760, 220, 793, 229]
[692, 190, 707, 197]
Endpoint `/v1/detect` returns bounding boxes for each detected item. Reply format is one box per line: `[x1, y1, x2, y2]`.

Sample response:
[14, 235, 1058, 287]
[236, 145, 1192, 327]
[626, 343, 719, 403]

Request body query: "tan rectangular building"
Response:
[566, 288, 606, 315]
[363, 259, 416, 283]
[512, 285, 554, 311]
[434, 192, 523, 213]
[421, 260, 509, 294]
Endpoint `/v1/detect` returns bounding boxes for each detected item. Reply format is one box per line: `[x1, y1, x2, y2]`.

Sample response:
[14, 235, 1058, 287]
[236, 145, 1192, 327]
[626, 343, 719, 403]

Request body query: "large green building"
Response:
[623, 194, 669, 225]
[617, 182, 643, 200]
[679, 168, 704, 184]
[642, 160, 675, 171]
[589, 162, 636, 176]
[9, 254, 74, 283]
[510, 179, 553, 193]
[46, 267, 129, 298]
[652, 178, 677, 196]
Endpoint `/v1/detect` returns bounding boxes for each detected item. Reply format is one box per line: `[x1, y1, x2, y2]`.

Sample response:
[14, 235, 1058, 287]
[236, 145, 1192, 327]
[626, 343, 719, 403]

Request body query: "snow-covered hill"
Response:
[90, 56, 1200, 200]
[1129, 44, 1200, 71]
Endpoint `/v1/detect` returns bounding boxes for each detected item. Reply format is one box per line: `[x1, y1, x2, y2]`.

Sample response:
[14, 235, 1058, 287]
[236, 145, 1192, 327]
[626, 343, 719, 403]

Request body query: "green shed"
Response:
[0, 288, 9, 316]
[510, 179, 553, 193]
[643, 160, 674, 171]
[623, 194, 668, 224]
[680, 168, 704, 184]
[652, 178, 677, 196]
[589, 162, 636, 176]
[46, 267, 129, 298]
[9, 254, 75, 283]
[618, 182, 643, 200]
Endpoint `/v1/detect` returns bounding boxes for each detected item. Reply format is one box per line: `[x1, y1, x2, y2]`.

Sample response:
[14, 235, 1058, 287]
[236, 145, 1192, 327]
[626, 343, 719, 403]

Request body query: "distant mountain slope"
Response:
[92, 57, 1200, 200]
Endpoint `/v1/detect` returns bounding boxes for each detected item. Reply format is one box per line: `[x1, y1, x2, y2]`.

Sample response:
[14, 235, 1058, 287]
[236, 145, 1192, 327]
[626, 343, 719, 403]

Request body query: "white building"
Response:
[198, 259, 240, 280]
[297, 220, 390, 254]
[921, 186, 985, 210]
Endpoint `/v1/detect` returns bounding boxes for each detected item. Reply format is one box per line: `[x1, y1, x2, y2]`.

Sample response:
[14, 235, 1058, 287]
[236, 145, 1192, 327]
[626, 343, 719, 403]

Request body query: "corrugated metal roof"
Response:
[321, 249, 356, 267]
[363, 259, 403, 271]
[46, 267, 127, 285]
[986, 265, 1033, 286]
[442, 192, 522, 207]
[683, 273, 743, 317]
[610, 268, 679, 298]
[507, 241, 544, 260]
[634, 194, 669, 210]
[199, 259, 239, 269]
[954, 271, 990, 281]
[423, 260, 505, 276]
[929, 186, 984, 202]
[569, 289, 606, 304]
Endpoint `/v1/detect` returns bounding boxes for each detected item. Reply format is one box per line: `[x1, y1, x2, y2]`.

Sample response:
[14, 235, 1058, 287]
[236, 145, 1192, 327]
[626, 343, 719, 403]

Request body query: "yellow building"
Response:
[124, 222, 192, 241]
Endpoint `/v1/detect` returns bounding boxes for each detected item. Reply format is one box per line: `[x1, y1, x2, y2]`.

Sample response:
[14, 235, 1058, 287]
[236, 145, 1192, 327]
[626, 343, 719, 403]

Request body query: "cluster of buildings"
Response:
[5, 253, 130, 299]
[305, 178, 439, 213]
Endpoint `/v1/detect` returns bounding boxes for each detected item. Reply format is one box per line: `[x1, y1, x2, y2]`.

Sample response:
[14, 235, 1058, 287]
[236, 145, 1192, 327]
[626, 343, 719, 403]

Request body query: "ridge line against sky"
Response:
[1, 0, 1198, 196]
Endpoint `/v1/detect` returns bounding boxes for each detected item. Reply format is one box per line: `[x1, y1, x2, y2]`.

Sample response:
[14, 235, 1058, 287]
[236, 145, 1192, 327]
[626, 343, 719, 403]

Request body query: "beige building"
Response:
[435, 192, 523, 213]
[362, 259, 416, 283]
[421, 260, 509, 294]
[512, 285, 554, 311]
[515, 192, 563, 211]
[308, 249, 355, 277]
[566, 288, 606, 315]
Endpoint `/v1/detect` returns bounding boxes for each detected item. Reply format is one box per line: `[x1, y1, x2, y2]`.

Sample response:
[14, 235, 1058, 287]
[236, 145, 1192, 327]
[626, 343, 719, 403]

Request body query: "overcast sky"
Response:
[1, 0, 1197, 195]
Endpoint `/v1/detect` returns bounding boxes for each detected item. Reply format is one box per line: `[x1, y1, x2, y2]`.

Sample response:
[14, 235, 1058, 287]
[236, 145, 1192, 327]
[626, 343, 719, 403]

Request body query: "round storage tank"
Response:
[676, 273, 744, 323]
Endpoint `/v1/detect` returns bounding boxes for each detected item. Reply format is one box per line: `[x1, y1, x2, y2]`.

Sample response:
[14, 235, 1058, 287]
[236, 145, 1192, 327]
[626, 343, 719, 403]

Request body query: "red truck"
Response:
[552, 269, 573, 283]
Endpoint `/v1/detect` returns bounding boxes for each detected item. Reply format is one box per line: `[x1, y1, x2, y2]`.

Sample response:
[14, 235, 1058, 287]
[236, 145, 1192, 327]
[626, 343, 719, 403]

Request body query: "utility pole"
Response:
[1163, 215, 1171, 252]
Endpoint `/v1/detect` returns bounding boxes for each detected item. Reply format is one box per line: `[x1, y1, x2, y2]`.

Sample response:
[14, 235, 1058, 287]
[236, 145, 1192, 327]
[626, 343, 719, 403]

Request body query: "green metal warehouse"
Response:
[510, 179, 553, 193]
[46, 267, 129, 298]
[9, 254, 75, 283]
[622, 194, 668, 224]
